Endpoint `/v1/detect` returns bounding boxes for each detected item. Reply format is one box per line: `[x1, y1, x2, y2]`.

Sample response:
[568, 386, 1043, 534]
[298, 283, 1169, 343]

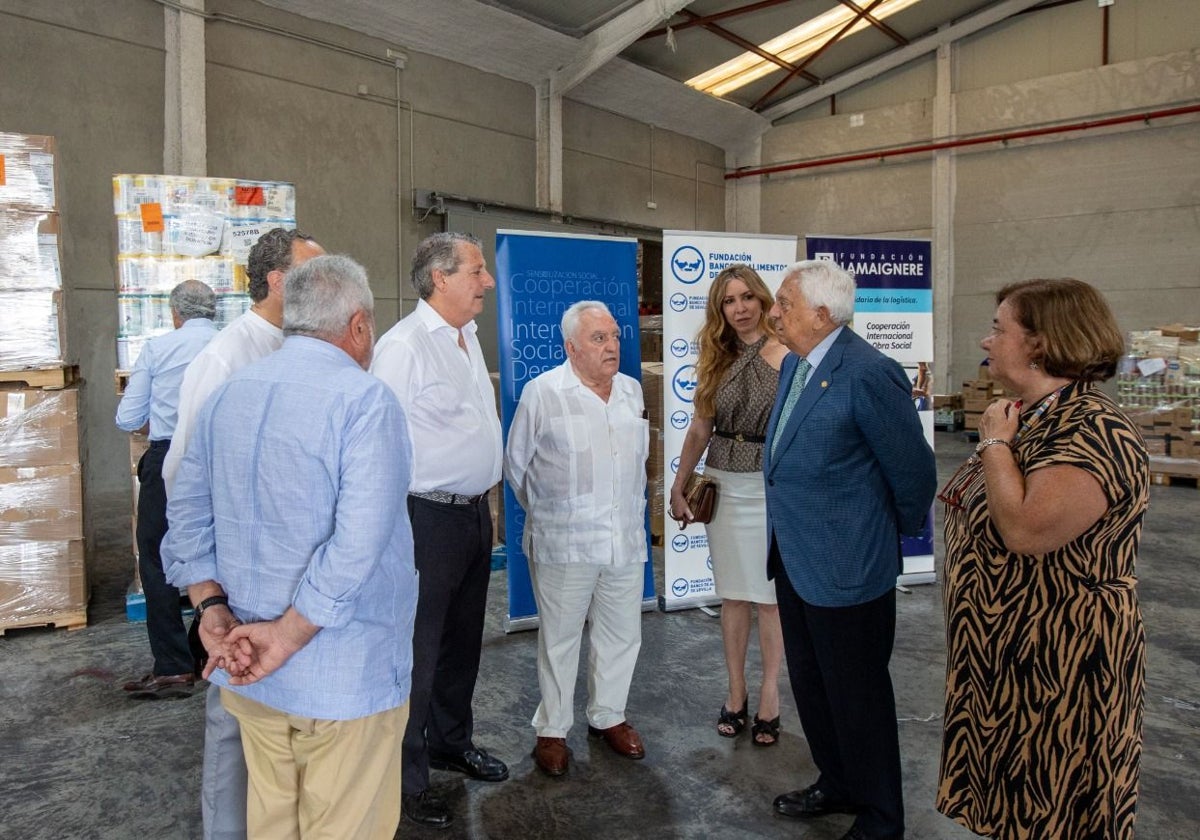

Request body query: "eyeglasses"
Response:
[937, 455, 983, 511]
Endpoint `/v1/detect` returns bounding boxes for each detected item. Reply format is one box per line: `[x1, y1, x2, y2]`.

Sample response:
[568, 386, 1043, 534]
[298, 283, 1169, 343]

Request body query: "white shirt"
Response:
[163, 309, 283, 494]
[370, 299, 502, 495]
[505, 361, 648, 566]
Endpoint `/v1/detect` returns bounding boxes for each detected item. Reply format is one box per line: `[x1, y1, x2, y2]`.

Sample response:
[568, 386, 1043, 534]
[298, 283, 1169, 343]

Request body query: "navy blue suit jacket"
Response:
[764, 328, 937, 608]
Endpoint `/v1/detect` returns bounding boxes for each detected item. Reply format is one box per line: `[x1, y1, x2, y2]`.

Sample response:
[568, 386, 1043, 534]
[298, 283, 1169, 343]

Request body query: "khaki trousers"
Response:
[221, 689, 407, 840]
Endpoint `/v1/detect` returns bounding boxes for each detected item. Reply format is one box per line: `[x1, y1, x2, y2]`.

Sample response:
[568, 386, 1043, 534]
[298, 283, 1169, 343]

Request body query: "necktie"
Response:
[771, 358, 811, 459]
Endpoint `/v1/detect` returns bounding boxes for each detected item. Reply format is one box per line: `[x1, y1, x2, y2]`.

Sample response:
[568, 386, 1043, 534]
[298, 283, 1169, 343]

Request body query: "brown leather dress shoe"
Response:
[122, 673, 195, 699]
[587, 721, 645, 759]
[532, 736, 571, 776]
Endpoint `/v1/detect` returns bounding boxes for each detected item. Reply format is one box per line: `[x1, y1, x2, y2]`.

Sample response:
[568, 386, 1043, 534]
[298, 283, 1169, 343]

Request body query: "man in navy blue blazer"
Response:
[763, 260, 936, 840]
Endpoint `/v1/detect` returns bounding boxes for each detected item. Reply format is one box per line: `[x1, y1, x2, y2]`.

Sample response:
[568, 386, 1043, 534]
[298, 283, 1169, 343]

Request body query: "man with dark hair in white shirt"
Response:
[372, 231, 509, 830]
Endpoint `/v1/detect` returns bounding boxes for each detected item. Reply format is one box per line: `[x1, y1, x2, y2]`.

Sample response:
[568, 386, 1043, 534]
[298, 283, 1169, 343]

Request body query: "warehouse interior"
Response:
[1, 0, 1199, 837]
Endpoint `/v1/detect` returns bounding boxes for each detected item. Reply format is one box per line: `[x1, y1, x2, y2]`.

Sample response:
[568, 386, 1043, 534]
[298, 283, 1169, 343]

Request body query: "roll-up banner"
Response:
[661, 231, 798, 611]
[806, 234, 936, 585]
[494, 230, 655, 632]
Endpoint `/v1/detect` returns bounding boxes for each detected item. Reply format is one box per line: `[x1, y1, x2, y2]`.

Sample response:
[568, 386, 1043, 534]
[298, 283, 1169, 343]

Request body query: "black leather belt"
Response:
[149, 438, 172, 450]
[409, 490, 485, 506]
[714, 430, 765, 444]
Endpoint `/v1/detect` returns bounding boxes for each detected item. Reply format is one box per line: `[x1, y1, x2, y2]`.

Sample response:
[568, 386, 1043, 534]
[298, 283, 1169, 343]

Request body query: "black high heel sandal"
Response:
[751, 714, 781, 747]
[716, 697, 749, 738]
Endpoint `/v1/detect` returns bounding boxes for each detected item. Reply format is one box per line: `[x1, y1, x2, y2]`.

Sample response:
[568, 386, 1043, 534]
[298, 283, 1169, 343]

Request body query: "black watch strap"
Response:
[195, 594, 229, 620]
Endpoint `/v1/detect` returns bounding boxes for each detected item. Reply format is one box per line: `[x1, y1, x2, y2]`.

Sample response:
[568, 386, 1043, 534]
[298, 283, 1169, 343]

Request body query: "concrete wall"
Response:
[0, 0, 724, 526]
[758, 0, 1200, 390]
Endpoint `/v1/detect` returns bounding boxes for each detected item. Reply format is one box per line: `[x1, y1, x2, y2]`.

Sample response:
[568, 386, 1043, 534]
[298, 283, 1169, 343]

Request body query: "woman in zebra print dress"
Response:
[937, 278, 1148, 839]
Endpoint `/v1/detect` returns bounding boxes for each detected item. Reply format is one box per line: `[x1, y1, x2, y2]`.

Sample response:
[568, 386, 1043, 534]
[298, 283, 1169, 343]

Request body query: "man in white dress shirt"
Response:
[165, 227, 324, 840]
[371, 232, 508, 830]
[505, 300, 650, 777]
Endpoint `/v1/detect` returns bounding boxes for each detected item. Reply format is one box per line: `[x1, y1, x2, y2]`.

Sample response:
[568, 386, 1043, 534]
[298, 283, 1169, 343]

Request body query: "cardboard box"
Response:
[0, 463, 83, 542]
[963, 411, 982, 432]
[934, 408, 963, 429]
[933, 393, 963, 410]
[0, 132, 57, 211]
[1160, 324, 1200, 343]
[0, 387, 79, 466]
[641, 362, 663, 433]
[963, 394, 996, 413]
[1170, 405, 1194, 429]
[0, 289, 67, 369]
[0, 539, 86, 626]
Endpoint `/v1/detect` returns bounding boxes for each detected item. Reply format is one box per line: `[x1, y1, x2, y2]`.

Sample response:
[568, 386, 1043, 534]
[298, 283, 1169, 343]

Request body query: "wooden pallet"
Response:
[0, 365, 80, 390]
[0, 609, 88, 636]
[1150, 472, 1199, 489]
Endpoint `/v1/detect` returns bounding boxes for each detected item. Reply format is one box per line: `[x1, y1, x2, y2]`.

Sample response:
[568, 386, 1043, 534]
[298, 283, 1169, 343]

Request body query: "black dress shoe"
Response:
[429, 746, 510, 782]
[401, 790, 453, 829]
[773, 784, 857, 818]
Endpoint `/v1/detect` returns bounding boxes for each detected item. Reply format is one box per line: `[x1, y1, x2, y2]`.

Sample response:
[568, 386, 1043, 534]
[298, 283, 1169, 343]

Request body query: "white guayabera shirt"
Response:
[505, 361, 649, 566]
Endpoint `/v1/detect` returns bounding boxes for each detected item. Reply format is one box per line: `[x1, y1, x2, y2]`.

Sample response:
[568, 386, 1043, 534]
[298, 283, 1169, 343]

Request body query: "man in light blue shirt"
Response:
[116, 279, 218, 698]
[162, 255, 417, 839]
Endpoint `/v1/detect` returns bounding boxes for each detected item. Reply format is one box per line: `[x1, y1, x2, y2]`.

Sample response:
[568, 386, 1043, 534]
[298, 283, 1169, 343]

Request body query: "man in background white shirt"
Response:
[166, 227, 324, 840]
[504, 300, 650, 777]
[371, 232, 508, 830]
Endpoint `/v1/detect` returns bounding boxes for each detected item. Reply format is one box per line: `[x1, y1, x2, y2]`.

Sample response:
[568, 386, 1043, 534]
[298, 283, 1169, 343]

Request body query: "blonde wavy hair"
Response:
[693, 264, 776, 418]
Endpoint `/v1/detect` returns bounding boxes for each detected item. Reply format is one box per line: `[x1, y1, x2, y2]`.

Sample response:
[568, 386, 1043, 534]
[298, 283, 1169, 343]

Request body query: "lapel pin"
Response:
[821, 380, 828, 388]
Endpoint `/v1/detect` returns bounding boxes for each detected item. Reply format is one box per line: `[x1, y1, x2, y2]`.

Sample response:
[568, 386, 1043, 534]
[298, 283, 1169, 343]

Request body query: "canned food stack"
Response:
[112, 174, 296, 370]
[1119, 325, 1200, 462]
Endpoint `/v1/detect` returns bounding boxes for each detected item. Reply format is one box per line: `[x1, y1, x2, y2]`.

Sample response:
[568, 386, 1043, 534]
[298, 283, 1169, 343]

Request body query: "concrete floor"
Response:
[1, 432, 1197, 839]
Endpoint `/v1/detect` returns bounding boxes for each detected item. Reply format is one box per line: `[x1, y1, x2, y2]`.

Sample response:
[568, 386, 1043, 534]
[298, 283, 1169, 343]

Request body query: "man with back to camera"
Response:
[371, 231, 508, 830]
[763, 259, 937, 840]
[505, 300, 650, 777]
[164, 226, 324, 840]
[116, 279, 218, 699]
[162, 254, 417, 839]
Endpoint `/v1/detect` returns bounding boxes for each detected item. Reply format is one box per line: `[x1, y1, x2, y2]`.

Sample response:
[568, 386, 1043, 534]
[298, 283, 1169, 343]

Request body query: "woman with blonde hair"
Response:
[670, 264, 788, 746]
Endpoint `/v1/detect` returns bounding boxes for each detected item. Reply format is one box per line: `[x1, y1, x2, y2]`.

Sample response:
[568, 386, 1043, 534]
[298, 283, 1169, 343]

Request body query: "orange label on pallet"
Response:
[139, 202, 164, 233]
[235, 185, 265, 206]
[0, 154, 6, 186]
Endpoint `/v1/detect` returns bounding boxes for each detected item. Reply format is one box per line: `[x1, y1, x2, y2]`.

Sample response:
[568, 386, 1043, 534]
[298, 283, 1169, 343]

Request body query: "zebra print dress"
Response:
[938, 381, 1148, 839]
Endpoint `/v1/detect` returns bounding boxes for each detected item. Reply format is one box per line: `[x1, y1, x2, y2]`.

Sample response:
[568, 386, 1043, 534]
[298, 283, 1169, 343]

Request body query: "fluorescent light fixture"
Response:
[687, 0, 923, 97]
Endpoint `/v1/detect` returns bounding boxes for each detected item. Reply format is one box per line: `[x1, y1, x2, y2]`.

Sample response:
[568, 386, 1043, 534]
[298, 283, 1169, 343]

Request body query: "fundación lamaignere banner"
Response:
[495, 230, 655, 631]
[806, 234, 936, 585]
[661, 230, 798, 611]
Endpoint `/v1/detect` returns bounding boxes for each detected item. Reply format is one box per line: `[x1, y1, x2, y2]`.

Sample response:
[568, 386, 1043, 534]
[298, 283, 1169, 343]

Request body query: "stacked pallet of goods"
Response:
[0, 132, 87, 634]
[960, 364, 1008, 435]
[1119, 324, 1200, 486]
[113, 173, 296, 618]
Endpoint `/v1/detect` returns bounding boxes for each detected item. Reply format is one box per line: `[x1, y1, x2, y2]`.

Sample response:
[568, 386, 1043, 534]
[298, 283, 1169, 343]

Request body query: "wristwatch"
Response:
[975, 437, 1011, 455]
[194, 594, 230, 621]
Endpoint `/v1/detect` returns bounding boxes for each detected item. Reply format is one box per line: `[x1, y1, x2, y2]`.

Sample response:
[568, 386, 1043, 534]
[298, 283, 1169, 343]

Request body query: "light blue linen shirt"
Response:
[162, 336, 417, 721]
[114, 318, 219, 440]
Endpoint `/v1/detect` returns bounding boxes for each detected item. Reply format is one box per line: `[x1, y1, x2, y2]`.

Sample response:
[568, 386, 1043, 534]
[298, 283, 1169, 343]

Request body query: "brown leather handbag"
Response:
[682, 471, 718, 526]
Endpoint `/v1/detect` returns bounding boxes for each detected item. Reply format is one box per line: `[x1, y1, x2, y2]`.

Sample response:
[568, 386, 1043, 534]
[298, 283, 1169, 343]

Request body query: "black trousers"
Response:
[401, 494, 493, 795]
[136, 440, 192, 676]
[771, 543, 905, 839]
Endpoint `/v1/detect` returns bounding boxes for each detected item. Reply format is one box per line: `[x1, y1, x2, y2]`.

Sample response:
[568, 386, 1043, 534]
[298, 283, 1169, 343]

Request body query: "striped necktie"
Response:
[771, 358, 811, 459]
